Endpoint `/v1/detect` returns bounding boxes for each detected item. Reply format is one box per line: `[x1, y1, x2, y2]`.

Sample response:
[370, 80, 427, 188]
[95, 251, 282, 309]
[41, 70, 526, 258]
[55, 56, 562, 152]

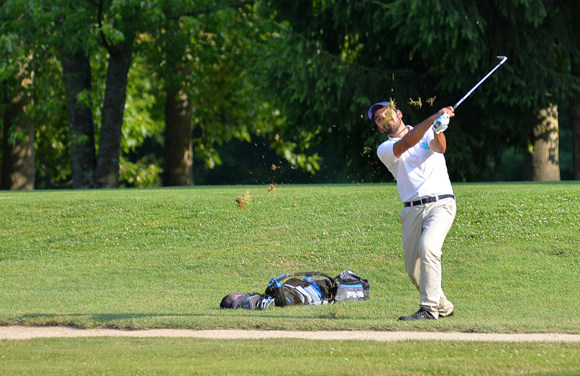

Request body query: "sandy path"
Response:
[1, 326, 579, 342]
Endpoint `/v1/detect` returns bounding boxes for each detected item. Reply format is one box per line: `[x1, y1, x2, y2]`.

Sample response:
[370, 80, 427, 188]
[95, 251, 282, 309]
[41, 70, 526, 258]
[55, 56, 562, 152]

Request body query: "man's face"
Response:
[373, 106, 402, 134]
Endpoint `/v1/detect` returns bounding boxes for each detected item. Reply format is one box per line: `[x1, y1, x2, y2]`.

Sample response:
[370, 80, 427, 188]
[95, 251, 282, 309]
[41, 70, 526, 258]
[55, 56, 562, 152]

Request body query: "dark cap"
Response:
[368, 101, 396, 121]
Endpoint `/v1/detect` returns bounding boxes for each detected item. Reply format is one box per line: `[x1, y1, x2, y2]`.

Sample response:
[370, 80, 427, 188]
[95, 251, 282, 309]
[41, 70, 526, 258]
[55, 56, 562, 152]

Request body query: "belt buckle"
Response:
[424, 196, 436, 205]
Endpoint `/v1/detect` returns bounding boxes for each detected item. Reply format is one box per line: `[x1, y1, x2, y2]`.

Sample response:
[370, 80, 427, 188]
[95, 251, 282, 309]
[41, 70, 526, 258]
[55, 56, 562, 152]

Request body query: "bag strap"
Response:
[276, 271, 336, 285]
[266, 272, 338, 306]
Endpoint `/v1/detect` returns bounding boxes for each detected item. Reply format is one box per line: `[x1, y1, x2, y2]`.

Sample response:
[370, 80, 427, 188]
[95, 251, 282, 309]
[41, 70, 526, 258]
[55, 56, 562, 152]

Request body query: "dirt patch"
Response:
[1, 326, 579, 342]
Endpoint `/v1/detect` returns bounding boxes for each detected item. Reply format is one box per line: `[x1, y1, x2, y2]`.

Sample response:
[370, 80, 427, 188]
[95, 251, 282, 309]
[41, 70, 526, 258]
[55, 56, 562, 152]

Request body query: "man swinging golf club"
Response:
[369, 102, 456, 320]
[369, 58, 507, 320]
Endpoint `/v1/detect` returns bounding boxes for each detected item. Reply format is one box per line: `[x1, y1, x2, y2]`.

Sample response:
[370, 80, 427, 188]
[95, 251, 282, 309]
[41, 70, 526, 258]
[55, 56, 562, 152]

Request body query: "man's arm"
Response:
[430, 131, 447, 153]
[393, 107, 454, 158]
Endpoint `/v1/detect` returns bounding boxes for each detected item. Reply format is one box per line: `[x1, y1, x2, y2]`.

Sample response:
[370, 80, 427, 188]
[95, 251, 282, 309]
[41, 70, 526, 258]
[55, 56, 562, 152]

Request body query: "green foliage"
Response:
[118, 54, 164, 186]
[0, 34, 22, 88]
[155, 4, 322, 174]
[258, 0, 580, 182]
[2, 0, 323, 188]
[0, 2, 74, 187]
[118, 156, 162, 188]
[2, 0, 579, 187]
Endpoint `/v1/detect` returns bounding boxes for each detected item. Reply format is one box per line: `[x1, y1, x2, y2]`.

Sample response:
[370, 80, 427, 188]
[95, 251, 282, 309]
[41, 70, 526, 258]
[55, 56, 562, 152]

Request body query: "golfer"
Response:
[369, 101, 456, 320]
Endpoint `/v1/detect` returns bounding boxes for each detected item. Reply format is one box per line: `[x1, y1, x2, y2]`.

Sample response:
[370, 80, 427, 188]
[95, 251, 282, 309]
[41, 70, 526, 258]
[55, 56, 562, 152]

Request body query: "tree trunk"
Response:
[1, 95, 35, 190]
[570, 1, 580, 180]
[60, 49, 96, 189]
[524, 104, 561, 181]
[95, 36, 135, 188]
[0, 119, 2, 182]
[571, 92, 580, 180]
[163, 68, 194, 186]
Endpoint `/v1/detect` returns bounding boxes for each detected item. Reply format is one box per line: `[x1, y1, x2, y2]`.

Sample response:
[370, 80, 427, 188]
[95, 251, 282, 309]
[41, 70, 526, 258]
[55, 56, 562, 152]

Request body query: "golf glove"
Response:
[432, 113, 449, 134]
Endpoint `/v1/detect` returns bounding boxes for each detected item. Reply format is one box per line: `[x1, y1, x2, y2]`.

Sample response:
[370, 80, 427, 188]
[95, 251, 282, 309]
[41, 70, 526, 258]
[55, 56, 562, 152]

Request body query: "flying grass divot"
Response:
[236, 191, 252, 209]
[408, 96, 437, 109]
[379, 98, 398, 127]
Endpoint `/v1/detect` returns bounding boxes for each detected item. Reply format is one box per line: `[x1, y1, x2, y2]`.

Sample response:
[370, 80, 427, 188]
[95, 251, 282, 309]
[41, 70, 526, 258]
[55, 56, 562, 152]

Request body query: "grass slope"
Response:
[0, 183, 578, 333]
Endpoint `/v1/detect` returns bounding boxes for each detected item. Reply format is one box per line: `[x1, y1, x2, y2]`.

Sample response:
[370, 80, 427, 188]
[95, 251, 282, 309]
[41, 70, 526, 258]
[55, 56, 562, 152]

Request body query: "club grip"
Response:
[433, 113, 450, 134]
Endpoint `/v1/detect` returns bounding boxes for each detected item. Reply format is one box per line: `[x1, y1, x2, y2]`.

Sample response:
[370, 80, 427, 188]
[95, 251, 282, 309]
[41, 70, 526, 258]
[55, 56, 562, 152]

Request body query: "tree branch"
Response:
[169, 0, 257, 19]
[96, 0, 112, 53]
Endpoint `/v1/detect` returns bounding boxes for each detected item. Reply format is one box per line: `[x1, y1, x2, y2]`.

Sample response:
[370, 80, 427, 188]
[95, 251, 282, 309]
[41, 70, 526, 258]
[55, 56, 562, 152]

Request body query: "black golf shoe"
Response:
[398, 308, 436, 321]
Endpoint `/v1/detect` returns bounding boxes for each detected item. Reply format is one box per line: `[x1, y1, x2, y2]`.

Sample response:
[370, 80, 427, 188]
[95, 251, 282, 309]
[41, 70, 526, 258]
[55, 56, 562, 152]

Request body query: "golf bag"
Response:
[265, 272, 337, 307]
[219, 270, 369, 310]
[220, 292, 264, 310]
[334, 270, 370, 302]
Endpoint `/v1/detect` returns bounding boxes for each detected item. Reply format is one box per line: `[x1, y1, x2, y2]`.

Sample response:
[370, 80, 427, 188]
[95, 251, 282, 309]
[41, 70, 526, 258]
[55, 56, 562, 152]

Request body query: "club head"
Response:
[497, 56, 508, 63]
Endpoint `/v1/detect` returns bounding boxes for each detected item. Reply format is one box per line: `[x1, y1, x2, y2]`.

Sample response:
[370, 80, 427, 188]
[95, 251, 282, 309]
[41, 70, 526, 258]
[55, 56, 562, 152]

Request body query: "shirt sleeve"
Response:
[377, 140, 397, 169]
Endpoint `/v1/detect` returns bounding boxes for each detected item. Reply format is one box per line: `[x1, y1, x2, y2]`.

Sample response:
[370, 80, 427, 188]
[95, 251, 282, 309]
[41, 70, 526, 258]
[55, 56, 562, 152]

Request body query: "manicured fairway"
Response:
[0, 183, 578, 334]
[0, 182, 578, 374]
[0, 337, 578, 375]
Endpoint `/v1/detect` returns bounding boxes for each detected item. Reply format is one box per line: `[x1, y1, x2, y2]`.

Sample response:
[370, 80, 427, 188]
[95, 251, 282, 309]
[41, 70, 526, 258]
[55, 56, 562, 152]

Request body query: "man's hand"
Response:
[433, 113, 449, 134]
[393, 106, 454, 158]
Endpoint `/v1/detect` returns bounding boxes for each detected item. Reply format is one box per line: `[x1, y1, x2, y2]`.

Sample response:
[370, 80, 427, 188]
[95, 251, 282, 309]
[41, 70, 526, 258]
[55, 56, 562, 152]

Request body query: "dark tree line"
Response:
[1, 0, 579, 190]
[258, 0, 580, 182]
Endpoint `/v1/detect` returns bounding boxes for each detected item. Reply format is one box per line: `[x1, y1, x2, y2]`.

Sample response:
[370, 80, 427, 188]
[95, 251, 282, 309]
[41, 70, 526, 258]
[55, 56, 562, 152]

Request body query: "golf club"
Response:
[433, 56, 508, 134]
[453, 56, 508, 110]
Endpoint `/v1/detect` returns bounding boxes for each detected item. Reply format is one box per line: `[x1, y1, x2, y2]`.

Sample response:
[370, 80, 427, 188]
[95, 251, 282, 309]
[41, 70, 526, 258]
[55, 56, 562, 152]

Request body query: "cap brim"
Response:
[368, 102, 394, 121]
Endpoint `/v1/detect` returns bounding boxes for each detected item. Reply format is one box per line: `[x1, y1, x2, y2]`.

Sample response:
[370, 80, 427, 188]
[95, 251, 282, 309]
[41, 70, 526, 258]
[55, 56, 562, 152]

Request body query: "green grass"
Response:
[0, 337, 578, 375]
[0, 183, 578, 333]
[1, 182, 579, 375]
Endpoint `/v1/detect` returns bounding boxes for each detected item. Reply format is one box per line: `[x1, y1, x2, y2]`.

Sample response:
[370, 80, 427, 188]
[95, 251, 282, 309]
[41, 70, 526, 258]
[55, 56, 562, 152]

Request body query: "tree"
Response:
[151, 15, 195, 187]
[569, 0, 580, 179]
[93, 1, 140, 188]
[385, 0, 580, 181]
[2, 0, 318, 189]
[0, 21, 56, 190]
[59, 31, 97, 188]
[1, 87, 35, 190]
[258, 0, 580, 181]
[157, 2, 320, 186]
[524, 105, 560, 181]
[1, 37, 35, 190]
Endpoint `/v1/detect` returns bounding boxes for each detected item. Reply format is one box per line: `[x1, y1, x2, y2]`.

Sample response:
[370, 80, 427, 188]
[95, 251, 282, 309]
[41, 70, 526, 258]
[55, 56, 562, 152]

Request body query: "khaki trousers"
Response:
[400, 197, 456, 319]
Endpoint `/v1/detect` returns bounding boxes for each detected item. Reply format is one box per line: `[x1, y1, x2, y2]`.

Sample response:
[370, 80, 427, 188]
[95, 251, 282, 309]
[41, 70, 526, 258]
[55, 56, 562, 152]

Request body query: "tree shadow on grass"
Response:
[17, 309, 368, 324]
[18, 312, 207, 321]
[13, 313, 213, 329]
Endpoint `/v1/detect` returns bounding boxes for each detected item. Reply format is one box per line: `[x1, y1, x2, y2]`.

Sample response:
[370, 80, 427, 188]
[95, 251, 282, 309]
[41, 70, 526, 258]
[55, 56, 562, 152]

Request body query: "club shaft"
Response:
[453, 57, 508, 110]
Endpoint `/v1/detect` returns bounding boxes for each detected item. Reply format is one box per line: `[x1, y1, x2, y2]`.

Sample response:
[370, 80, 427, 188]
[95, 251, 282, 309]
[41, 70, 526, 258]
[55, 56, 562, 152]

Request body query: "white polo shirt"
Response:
[377, 125, 453, 203]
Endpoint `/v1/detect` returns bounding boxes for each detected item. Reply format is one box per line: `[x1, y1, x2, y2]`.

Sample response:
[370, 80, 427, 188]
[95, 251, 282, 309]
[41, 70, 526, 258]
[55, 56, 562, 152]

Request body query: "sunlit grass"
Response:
[0, 183, 578, 333]
[0, 337, 578, 375]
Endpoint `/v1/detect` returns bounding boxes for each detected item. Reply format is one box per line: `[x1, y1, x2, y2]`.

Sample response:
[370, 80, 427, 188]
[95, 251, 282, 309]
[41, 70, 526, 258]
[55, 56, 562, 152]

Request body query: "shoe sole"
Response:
[398, 317, 435, 321]
[398, 310, 436, 321]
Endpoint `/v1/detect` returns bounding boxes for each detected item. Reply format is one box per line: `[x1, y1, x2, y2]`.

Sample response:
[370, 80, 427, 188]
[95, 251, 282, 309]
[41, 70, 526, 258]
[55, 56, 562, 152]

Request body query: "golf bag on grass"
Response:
[265, 272, 337, 307]
[219, 270, 369, 310]
[220, 292, 264, 310]
[334, 270, 370, 302]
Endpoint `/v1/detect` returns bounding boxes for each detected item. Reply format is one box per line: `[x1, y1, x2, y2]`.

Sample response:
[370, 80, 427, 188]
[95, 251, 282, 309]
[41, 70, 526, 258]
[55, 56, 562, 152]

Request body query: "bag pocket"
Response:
[334, 270, 370, 302]
[220, 293, 251, 309]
